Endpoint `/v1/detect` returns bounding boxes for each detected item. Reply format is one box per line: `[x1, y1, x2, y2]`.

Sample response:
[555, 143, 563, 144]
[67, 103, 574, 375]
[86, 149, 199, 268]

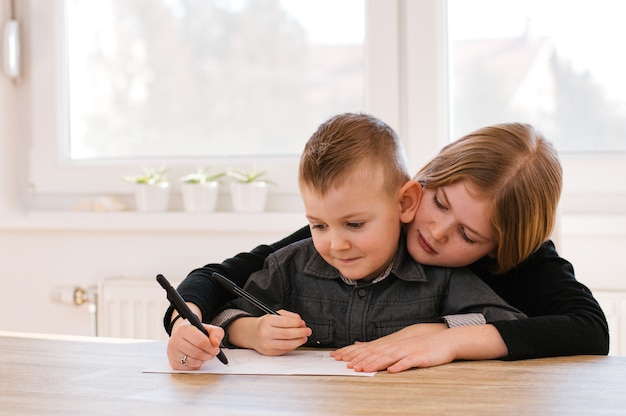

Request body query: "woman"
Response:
[164, 122, 608, 372]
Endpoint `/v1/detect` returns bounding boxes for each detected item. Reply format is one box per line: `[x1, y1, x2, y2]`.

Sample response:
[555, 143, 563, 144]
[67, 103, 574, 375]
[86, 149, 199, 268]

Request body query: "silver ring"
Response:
[181, 354, 188, 366]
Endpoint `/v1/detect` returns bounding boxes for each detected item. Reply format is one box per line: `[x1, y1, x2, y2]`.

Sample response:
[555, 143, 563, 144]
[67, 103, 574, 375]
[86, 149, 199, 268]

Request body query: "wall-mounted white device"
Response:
[3, 19, 20, 79]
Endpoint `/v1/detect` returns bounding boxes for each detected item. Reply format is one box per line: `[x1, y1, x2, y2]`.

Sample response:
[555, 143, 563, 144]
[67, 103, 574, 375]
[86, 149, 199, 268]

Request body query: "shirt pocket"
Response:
[305, 319, 335, 347]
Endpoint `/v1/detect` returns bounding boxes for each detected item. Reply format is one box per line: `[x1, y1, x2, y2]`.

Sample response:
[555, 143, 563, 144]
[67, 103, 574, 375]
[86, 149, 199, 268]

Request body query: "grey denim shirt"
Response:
[214, 237, 525, 348]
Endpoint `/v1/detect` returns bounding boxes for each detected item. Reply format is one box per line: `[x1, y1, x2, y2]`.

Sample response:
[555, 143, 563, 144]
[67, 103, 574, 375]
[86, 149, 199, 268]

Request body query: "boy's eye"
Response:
[347, 222, 364, 229]
[310, 224, 327, 230]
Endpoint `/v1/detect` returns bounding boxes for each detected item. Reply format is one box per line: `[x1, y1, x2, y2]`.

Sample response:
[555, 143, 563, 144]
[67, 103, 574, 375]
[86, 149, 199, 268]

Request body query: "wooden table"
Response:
[1, 331, 625, 415]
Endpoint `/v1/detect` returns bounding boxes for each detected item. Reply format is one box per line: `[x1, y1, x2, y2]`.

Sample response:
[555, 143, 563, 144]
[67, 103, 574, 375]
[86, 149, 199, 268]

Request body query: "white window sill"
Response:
[0, 210, 306, 232]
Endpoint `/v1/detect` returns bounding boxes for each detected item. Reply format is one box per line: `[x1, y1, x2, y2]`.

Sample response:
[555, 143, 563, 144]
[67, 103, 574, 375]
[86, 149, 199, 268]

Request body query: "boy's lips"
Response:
[418, 232, 438, 255]
[335, 257, 360, 264]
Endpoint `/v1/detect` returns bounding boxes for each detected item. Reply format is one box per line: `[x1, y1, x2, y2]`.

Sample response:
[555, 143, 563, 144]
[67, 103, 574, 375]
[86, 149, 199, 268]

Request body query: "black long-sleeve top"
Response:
[165, 226, 609, 360]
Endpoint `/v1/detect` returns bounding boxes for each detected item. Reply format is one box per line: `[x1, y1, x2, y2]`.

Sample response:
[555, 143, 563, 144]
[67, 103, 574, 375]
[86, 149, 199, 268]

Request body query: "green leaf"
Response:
[122, 166, 168, 185]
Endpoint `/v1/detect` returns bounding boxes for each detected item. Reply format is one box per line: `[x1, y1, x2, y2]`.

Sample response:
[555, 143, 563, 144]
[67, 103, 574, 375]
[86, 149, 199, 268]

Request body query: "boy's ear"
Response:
[399, 180, 422, 223]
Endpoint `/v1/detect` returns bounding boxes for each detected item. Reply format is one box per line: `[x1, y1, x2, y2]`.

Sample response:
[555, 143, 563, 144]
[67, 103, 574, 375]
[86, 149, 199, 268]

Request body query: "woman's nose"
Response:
[430, 220, 451, 242]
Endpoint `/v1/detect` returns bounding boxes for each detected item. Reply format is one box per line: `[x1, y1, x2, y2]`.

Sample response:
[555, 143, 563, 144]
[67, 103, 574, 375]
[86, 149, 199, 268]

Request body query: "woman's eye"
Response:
[433, 195, 447, 210]
[461, 229, 476, 244]
[311, 224, 326, 230]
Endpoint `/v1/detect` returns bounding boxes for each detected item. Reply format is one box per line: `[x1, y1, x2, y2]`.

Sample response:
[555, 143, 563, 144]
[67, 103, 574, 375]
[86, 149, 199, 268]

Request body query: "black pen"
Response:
[212, 272, 279, 315]
[156, 274, 228, 365]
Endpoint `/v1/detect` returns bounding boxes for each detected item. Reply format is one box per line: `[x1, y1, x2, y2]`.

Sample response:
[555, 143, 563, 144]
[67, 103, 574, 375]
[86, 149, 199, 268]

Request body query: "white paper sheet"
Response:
[144, 348, 376, 377]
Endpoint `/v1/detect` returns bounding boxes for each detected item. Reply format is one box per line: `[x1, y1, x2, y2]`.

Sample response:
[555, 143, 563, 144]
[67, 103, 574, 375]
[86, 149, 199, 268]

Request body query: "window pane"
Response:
[448, 0, 626, 153]
[65, 0, 365, 160]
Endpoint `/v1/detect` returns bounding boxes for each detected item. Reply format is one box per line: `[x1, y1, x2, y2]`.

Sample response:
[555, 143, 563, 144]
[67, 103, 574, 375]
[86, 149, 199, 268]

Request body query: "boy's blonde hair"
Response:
[299, 113, 410, 195]
[416, 123, 562, 274]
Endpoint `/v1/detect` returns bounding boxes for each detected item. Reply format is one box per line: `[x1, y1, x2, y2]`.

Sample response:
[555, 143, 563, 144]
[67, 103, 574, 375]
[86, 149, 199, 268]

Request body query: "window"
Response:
[22, 0, 625, 215]
[65, 0, 365, 160]
[444, 0, 626, 214]
[448, 0, 626, 154]
[26, 0, 385, 205]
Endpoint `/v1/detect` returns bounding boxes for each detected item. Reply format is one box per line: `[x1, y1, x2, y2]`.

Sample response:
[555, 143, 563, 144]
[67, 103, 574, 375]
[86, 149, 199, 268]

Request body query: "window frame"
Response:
[21, 0, 626, 215]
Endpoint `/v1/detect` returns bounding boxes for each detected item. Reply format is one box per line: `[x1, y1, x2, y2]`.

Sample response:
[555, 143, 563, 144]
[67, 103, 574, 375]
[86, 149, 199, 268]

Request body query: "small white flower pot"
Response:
[181, 182, 219, 213]
[230, 181, 268, 213]
[134, 182, 170, 212]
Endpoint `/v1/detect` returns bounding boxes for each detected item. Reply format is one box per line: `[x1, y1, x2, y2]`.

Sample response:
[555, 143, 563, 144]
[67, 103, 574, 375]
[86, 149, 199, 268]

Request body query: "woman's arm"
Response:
[332, 323, 507, 373]
[334, 240, 609, 372]
[163, 226, 312, 333]
[479, 240, 609, 359]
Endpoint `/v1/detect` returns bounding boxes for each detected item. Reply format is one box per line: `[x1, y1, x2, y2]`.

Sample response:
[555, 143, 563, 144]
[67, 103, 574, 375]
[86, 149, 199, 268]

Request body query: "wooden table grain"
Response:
[1, 331, 624, 415]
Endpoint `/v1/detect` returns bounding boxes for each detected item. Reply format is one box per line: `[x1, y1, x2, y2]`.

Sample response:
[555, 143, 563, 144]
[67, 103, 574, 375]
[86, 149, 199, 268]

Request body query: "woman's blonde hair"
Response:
[416, 123, 562, 274]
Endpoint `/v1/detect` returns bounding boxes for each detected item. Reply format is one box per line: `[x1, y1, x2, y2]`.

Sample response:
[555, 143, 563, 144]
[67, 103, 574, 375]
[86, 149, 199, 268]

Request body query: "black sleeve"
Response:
[478, 240, 610, 359]
[163, 225, 311, 334]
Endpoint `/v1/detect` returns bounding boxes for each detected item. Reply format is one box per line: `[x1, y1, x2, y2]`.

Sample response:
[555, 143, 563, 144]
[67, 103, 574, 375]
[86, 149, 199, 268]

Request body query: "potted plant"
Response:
[179, 167, 225, 213]
[227, 169, 271, 213]
[122, 166, 170, 212]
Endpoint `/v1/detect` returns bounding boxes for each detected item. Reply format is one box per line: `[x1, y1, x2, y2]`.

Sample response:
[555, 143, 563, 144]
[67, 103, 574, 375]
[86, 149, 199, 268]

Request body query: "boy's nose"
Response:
[329, 231, 350, 251]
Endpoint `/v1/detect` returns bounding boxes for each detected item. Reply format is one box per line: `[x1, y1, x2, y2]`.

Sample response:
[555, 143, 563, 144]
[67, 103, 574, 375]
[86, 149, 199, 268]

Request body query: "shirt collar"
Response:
[340, 257, 395, 286]
[304, 233, 430, 284]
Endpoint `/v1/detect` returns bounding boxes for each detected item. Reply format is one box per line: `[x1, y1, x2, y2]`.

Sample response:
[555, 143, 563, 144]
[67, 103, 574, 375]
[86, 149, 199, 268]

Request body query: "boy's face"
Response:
[406, 181, 497, 268]
[300, 169, 405, 282]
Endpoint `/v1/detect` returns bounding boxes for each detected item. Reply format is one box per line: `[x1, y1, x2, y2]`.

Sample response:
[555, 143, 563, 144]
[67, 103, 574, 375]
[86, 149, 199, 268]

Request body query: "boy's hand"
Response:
[229, 310, 312, 356]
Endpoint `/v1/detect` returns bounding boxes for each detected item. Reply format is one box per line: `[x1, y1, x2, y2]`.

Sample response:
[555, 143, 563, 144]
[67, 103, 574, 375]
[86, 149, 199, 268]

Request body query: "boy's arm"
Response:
[212, 253, 313, 356]
[225, 311, 311, 356]
[212, 307, 311, 353]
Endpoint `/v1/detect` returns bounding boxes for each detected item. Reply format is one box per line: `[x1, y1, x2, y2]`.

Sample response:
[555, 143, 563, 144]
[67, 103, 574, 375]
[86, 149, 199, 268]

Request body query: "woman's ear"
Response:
[399, 180, 422, 223]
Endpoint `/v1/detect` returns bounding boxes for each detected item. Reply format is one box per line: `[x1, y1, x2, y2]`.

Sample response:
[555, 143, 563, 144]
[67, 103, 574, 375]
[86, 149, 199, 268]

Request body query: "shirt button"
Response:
[357, 288, 367, 298]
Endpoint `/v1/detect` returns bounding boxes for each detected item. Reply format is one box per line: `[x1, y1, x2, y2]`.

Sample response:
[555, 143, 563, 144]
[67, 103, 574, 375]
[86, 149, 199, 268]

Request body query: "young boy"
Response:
[212, 113, 524, 356]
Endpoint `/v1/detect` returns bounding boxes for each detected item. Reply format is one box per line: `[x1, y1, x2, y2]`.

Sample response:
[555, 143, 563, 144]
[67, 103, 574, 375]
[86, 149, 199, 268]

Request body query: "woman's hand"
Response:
[166, 321, 225, 370]
[228, 310, 312, 356]
[331, 323, 447, 372]
[331, 324, 508, 373]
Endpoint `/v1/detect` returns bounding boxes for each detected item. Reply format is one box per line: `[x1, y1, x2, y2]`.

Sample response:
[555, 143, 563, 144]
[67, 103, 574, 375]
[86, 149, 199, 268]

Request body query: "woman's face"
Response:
[406, 181, 497, 268]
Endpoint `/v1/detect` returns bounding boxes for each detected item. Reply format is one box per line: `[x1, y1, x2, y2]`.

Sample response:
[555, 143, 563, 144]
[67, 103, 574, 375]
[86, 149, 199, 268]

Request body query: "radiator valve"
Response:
[50, 286, 91, 306]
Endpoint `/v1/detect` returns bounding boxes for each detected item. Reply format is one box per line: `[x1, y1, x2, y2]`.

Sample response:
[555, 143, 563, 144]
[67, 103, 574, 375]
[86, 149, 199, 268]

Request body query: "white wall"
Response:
[0, 226, 296, 336]
[561, 216, 626, 292]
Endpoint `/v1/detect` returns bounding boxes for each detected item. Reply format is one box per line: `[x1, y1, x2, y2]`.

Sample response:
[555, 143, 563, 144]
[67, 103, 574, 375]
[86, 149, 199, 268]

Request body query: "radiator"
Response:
[97, 277, 180, 340]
